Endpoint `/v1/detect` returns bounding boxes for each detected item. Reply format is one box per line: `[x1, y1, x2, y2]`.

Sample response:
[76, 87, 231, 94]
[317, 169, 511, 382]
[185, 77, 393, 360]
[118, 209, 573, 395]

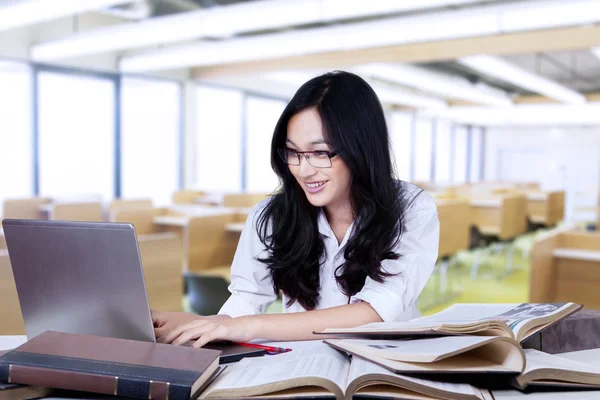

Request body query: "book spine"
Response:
[0, 364, 190, 400]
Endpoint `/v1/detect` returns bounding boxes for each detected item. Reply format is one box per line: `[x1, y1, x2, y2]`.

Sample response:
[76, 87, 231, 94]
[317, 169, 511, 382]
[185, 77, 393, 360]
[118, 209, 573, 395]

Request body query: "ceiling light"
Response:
[0, 0, 129, 33]
[118, 0, 600, 72]
[357, 63, 512, 107]
[458, 55, 585, 104]
[31, 0, 488, 61]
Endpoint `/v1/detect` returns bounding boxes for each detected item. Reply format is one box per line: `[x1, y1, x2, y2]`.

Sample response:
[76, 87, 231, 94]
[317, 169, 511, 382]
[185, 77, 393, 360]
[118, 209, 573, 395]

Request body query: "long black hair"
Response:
[256, 71, 412, 310]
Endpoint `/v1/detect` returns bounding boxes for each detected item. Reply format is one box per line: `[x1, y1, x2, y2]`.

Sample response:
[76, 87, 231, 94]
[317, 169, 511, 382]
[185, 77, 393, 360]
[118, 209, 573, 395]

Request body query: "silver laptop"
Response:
[2, 219, 156, 342]
[2, 219, 265, 363]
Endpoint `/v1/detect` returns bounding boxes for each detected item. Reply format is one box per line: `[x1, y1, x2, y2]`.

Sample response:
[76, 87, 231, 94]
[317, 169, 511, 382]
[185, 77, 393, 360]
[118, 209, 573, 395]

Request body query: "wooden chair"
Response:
[437, 199, 471, 259]
[426, 199, 471, 309]
[2, 197, 51, 220]
[108, 198, 153, 220]
[222, 193, 270, 208]
[470, 194, 527, 241]
[185, 213, 248, 281]
[113, 208, 163, 235]
[138, 233, 184, 312]
[531, 228, 600, 310]
[172, 190, 206, 204]
[0, 250, 25, 334]
[527, 191, 565, 226]
[51, 202, 104, 222]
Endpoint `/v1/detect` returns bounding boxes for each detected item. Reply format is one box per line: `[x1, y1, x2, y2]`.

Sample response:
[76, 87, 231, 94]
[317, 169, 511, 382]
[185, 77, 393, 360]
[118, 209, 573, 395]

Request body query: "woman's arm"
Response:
[154, 301, 381, 347]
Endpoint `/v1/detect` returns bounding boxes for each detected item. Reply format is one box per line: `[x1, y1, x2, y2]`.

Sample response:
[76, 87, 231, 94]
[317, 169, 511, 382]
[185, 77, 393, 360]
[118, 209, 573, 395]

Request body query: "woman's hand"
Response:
[152, 310, 259, 348]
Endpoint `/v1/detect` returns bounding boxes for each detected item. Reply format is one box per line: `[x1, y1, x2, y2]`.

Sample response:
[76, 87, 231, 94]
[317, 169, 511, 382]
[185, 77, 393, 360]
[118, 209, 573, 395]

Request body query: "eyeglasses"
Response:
[277, 148, 338, 168]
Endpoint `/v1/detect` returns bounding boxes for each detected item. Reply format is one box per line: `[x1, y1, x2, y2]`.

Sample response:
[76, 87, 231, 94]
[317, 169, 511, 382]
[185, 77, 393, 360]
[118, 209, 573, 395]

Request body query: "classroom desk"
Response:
[225, 222, 245, 233]
[553, 248, 600, 262]
[469, 199, 502, 207]
[1, 335, 599, 399]
[152, 215, 189, 227]
[526, 193, 548, 201]
[194, 194, 224, 205]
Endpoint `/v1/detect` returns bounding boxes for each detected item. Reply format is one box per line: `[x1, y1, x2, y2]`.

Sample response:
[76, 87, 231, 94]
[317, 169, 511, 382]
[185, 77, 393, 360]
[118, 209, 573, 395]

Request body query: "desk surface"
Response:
[526, 193, 548, 201]
[226, 223, 245, 233]
[470, 199, 502, 207]
[553, 248, 600, 262]
[1, 335, 599, 399]
[152, 215, 189, 227]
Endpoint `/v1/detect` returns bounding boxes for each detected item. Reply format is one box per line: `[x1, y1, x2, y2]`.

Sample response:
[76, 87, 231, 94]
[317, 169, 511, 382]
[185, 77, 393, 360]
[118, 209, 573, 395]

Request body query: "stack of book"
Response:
[2, 302, 600, 400]
[199, 302, 600, 400]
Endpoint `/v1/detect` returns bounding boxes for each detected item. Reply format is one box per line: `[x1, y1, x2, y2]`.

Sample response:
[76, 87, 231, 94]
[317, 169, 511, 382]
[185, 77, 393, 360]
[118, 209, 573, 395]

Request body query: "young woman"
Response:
[153, 71, 439, 347]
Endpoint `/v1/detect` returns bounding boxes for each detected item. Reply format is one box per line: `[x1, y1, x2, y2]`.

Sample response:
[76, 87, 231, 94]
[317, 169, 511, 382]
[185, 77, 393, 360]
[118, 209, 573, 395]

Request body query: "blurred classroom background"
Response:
[1, 0, 600, 334]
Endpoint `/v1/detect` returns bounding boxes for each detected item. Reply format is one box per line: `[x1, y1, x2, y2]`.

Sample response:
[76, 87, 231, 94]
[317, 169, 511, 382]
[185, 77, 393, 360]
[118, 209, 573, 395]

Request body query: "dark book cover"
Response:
[521, 309, 600, 354]
[0, 331, 221, 400]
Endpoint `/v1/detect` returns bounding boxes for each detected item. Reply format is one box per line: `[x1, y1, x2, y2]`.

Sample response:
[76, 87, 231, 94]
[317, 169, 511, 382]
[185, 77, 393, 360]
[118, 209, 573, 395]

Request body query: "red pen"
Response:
[236, 342, 292, 354]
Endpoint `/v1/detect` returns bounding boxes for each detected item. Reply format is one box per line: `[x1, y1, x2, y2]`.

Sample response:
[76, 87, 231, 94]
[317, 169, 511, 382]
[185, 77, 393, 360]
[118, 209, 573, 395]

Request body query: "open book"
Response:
[323, 336, 525, 375]
[316, 303, 582, 343]
[200, 343, 491, 400]
[513, 349, 600, 390]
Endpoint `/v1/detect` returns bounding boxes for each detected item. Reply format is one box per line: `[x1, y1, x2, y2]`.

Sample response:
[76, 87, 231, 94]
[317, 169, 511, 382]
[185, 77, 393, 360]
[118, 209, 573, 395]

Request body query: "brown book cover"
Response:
[0, 331, 221, 400]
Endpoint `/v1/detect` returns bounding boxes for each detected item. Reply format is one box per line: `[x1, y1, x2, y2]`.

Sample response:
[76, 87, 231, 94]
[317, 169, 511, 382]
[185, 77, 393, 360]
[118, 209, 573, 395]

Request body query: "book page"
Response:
[336, 336, 495, 362]
[205, 343, 350, 393]
[351, 304, 518, 331]
[524, 349, 600, 375]
[348, 356, 480, 397]
[498, 303, 573, 339]
[347, 303, 570, 334]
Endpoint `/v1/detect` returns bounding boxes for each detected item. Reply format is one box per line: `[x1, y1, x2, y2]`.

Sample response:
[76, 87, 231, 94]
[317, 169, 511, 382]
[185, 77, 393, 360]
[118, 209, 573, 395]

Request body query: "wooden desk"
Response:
[527, 191, 565, 226]
[195, 194, 224, 206]
[225, 223, 245, 233]
[526, 193, 548, 201]
[469, 199, 502, 207]
[153, 215, 189, 227]
[0, 249, 25, 334]
[531, 230, 600, 309]
[553, 248, 600, 262]
[469, 195, 527, 240]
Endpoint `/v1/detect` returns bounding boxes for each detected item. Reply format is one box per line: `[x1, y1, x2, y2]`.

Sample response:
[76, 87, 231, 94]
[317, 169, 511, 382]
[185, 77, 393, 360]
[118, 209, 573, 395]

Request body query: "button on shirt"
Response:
[218, 182, 439, 322]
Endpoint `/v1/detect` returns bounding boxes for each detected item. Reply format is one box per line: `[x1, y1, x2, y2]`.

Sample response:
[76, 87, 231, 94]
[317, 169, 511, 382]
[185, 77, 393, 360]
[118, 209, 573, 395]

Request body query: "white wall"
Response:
[485, 127, 600, 222]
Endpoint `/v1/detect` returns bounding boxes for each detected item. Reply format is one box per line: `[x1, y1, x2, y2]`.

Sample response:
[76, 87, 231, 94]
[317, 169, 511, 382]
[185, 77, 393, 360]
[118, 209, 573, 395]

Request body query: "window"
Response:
[434, 120, 452, 183]
[452, 126, 468, 184]
[196, 85, 244, 192]
[0, 61, 33, 216]
[414, 118, 433, 182]
[469, 127, 484, 182]
[121, 77, 181, 206]
[245, 96, 286, 193]
[37, 71, 115, 201]
[389, 111, 413, 181]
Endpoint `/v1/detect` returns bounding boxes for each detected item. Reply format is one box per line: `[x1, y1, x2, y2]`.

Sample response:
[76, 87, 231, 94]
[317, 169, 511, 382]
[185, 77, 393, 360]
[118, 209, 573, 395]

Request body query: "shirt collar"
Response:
[317, 208, 356, 249]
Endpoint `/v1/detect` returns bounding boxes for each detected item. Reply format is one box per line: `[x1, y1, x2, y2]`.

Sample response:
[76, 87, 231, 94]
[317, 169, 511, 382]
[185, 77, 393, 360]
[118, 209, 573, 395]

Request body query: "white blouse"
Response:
[218, 182, 439, 322]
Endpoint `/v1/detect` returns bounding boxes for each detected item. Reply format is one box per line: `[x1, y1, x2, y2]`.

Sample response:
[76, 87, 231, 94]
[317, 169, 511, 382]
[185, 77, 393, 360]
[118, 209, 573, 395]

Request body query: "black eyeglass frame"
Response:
[277, 148, 339, 168]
